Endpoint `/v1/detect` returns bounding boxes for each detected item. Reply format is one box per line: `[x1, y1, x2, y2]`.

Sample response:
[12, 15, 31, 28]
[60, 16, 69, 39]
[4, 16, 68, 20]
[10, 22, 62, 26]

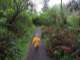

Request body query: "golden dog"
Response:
[32, 36, 41, 48]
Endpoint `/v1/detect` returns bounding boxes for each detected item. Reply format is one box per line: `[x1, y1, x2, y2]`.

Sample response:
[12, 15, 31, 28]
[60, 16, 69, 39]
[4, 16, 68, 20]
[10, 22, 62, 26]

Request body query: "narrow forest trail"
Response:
[26, 27, 53, 60]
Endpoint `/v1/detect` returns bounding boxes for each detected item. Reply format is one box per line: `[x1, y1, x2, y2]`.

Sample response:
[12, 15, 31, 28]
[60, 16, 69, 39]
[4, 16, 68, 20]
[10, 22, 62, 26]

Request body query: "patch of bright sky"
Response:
[31, 0, 71, 12]
[49, 0, 71, 7]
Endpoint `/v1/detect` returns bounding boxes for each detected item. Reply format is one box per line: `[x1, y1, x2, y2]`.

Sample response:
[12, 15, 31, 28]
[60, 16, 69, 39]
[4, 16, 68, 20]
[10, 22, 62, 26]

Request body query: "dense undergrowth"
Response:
[40, 8, 80, 60]
[0, 0, 80, 60]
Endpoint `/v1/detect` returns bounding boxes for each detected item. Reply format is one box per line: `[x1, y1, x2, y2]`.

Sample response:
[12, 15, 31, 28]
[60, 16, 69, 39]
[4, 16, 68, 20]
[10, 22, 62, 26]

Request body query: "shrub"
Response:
[67, 16, 80, 29]
[0, 27, 21, 60]
[45, 27, 79, 59]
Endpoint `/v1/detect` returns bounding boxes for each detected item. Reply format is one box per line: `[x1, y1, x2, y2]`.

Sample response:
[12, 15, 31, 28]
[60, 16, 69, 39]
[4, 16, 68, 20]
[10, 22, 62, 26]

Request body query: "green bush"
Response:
[67, 16, 80, 29]
[0, 26, 21, 60]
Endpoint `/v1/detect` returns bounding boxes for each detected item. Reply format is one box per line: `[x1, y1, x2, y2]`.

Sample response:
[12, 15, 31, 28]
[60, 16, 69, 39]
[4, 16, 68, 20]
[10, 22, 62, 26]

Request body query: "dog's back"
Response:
[32, 36, 41, 48]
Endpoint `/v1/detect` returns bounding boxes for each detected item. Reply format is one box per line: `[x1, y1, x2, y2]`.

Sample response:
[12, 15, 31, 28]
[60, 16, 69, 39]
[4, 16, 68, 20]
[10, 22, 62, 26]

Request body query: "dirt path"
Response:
[26, 42, 53, 60]
[26, 27, 53, 60]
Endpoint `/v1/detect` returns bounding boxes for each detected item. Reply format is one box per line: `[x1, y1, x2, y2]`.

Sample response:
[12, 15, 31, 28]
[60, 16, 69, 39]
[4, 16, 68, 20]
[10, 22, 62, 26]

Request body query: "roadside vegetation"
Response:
[0, 0, 80, 60]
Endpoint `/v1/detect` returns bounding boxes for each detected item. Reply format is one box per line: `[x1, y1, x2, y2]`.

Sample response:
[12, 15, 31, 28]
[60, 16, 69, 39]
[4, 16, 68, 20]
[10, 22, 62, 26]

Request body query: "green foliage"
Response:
[0, 26, 20, 60]
[0, 0, 34, 60]
[5, 8, 15, 16]
[60, 55, 74, 60]
[39, 7, 67, 27]
[67, 16, 80, 29]
[0, 0, 80, 60]
[41, 5, 80, 60]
